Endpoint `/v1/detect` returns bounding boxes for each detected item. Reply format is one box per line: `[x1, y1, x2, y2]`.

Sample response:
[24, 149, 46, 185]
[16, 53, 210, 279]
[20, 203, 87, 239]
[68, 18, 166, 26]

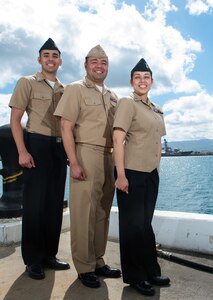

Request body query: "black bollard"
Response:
[0, 124, 25, 218]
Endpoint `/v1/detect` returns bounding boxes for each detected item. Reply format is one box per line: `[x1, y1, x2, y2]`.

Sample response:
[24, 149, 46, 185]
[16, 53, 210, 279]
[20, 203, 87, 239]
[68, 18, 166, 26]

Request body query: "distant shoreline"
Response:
[162, 152, 213, 157]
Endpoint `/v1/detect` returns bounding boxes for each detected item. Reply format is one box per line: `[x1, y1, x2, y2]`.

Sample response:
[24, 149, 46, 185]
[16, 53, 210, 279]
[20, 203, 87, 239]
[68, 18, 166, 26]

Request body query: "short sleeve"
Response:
[113, 97, 135, 133]
[54, 83, 81, 123]
[9, 77, 31, 110]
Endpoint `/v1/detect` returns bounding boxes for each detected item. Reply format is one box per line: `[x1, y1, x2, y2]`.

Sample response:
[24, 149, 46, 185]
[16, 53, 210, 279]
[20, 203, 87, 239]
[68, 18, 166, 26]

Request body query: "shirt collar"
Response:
[84, 76, 110, 94]
[35, 72, 64, 88]
[131, 92, 153, 107]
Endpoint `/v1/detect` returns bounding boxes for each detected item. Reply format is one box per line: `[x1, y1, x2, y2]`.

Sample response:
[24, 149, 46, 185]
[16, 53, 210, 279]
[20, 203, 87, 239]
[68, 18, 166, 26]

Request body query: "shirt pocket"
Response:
[84, 96, 102, 106]
[32, 93, 52, 112]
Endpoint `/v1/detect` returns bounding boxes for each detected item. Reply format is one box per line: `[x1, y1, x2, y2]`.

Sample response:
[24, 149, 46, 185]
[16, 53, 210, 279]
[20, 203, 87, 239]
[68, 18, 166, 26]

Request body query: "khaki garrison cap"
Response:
[86, 45, 108, 59]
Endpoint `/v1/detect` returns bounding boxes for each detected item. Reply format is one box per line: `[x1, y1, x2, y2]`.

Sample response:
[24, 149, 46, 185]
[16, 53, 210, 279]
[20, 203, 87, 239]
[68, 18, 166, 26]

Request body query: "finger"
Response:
[124, 186, 129, 194]
[31, 158, 36, 168]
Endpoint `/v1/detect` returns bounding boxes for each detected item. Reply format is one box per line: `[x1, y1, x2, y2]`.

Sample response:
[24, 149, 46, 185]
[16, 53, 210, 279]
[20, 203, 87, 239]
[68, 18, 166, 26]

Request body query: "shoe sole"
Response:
[78, 276, 101, 288]
[149, 280, 170, 286]
[26, 267, 45, 280]
[130, 284, 155, 296]
[44, 265, 70, 270]
[95, 273, 121, 278]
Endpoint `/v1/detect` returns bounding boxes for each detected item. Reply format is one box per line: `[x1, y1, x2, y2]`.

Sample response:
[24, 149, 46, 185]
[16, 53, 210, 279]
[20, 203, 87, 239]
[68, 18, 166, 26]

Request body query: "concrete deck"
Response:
[0, 230, 213, 300]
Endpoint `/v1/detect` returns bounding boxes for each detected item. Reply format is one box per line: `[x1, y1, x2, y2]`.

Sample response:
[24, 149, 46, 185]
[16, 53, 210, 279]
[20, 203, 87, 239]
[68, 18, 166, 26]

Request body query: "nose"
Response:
[95, 62, 103, 68]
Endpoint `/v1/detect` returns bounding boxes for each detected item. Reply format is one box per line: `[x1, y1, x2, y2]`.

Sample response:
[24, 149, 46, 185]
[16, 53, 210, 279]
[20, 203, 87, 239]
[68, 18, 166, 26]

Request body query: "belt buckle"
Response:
[56, 137, 62, 143]
[110, 148, 113, 153]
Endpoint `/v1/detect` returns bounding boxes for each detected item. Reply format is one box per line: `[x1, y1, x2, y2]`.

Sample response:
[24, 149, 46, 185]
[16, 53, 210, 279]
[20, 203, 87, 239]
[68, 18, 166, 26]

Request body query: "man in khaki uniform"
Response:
[54, 45, 121, 288]
[9, 38, 70, 280]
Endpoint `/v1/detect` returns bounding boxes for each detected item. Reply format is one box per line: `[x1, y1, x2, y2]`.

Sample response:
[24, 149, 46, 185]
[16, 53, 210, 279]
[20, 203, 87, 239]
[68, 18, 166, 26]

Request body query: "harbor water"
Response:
[0, 156, 213, 215]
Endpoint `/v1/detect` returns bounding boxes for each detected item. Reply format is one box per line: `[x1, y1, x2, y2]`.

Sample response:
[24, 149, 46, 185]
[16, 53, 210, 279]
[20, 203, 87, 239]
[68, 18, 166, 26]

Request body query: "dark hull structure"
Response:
[162, 151, 193, 157]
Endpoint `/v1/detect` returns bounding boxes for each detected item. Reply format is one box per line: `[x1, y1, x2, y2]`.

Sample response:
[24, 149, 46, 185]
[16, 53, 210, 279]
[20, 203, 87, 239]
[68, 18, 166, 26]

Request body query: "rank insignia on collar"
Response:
[153, 108, 163, 114]
[110, 97, 117, 103]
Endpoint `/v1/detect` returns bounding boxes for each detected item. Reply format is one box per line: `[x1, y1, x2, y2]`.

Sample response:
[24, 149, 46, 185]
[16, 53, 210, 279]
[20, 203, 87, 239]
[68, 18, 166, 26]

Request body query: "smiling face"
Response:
[37, 49, 62, 77]
[130, 71, 153, 97]
[85, 57, 108, 86]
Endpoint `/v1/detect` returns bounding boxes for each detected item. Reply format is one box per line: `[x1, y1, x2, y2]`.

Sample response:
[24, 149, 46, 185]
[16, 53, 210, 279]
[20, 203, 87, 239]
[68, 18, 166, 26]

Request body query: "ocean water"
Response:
[0, 156, 213, 215]
[156, 156, 213, 215]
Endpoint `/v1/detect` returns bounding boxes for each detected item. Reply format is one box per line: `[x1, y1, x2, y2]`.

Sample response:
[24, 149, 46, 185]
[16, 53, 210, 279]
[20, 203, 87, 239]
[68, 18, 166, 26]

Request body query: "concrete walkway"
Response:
[0, 230, 213, 300]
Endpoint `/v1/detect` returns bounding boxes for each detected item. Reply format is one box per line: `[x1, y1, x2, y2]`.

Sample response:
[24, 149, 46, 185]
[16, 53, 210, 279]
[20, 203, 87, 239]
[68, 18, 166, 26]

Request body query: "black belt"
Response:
[27, 132, 62, 143]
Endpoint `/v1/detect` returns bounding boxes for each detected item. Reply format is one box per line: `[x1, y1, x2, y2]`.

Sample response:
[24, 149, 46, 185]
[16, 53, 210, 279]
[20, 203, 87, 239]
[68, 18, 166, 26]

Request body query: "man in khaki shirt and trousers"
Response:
[9, 38, 70, 280]
[54, 45, 121, 288]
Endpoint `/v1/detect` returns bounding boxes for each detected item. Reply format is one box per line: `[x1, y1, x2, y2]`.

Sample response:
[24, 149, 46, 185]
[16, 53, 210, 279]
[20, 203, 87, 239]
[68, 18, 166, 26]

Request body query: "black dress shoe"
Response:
[95, 265, 121, 278]
[149, 275, 170, 286]
[78, 272, 101, 288]
[130, 281, 155, 296]
[44, 258, 70, 270]
[26, 264, 45, 280]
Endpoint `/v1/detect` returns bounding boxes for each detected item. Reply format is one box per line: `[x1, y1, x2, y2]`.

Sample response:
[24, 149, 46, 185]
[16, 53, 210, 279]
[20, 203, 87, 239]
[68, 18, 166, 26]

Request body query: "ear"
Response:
[37, 56, 41, 65]
[130, 79, 133, 87]
[59, 58, 62, 66]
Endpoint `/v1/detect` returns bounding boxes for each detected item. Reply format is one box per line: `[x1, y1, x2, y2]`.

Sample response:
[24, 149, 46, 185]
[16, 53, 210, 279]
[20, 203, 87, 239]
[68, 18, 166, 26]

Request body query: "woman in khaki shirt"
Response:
[113, 58, 170, 296]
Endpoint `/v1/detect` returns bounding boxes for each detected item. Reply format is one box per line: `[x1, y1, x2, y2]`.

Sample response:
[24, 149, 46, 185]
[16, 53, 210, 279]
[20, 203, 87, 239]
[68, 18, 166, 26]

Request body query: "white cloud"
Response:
[163, 91, 213, 141]
[186, 0, 213, 15]
[0, 94, 12, 126]
[0, 94, 27, 127]
[0, 0, 211, 141]
[143, 0, 178, 22]
[0, 0, 202, 94]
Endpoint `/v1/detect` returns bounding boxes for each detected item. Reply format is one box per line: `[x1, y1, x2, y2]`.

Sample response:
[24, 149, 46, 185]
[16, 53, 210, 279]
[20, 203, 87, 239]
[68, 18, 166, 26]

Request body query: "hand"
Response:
[115, 176, 129, 194]
[19, 152, 35, 168]
[70, 163, 86, 181]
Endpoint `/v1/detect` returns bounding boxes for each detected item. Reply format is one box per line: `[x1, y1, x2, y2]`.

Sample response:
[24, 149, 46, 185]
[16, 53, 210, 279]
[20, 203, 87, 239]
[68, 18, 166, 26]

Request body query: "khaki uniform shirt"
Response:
[9, 72, 64, 137]
[54, 76, 118, 147]
[113, 92, 166, 172]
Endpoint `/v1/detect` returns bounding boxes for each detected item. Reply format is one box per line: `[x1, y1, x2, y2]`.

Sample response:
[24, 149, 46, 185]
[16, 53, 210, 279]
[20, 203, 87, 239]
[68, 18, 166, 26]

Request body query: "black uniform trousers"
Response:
[116, 168, 161, 284]
[21, 133, 67, 266]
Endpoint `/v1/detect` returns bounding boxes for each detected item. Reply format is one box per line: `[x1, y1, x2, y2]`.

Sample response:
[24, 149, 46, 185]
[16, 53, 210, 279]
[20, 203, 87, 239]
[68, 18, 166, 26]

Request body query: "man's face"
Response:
[38, 50, 62, 74]
[85, 57, 108, 86]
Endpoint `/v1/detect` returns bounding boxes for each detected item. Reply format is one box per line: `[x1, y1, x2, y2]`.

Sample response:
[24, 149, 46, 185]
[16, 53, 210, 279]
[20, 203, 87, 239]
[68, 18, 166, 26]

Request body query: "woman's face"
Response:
[130, 71, 153, 96]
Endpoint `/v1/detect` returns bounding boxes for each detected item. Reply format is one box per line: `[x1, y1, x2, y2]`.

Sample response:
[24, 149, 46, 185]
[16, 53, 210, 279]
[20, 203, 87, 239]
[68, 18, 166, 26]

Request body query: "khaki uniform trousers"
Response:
[70, 143, 115, 273]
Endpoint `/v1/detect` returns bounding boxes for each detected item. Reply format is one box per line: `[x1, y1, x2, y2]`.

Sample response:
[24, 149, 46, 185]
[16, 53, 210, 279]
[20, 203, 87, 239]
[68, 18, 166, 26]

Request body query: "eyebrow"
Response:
[42, 51, 59, 56]
[134, 72, 151, 76]
[90, 58, 108, 62]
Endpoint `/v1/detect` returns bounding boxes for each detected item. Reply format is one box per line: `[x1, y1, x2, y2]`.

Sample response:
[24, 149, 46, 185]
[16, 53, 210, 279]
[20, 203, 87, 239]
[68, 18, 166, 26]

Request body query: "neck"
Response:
[94, 81, 104, 87]
[134, 92, 148, 103]
[42, 71, 56, 81]
[86, 75, 104, 86]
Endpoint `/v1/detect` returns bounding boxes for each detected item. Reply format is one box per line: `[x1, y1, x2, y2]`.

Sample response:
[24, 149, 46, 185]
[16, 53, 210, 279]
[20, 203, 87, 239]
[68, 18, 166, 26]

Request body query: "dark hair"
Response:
[131, 70, 152, 80]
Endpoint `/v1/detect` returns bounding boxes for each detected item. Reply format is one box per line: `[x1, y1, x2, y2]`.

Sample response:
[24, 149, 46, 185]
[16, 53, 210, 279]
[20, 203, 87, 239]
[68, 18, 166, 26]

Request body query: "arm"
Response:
[61, 118, 86, 180]
[157, 140, 162, 173]
[113, 128, 128, 194]
[10, 107, 35, 168]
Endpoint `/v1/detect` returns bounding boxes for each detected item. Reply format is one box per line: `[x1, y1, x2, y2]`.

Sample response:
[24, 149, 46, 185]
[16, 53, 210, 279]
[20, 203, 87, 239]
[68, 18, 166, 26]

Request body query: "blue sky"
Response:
[0, 0, 213, 141]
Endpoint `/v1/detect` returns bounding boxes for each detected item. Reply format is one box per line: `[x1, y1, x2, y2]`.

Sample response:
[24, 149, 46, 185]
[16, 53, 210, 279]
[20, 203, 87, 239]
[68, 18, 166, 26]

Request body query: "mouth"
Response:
[94, 70, 103, 74]
[139, 84, 146, 89]
[47, 63, 54, 67]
